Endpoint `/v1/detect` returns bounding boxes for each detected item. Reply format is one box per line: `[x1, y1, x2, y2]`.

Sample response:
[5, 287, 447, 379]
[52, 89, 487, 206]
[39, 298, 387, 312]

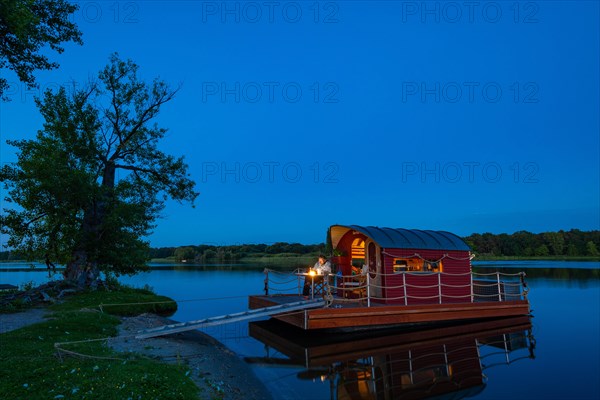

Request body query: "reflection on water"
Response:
[247, 317, 535, 400]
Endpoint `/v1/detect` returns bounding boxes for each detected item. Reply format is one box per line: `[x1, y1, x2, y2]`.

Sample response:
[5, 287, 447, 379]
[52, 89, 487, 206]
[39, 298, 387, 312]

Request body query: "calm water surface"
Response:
[1, 261, 599, 399]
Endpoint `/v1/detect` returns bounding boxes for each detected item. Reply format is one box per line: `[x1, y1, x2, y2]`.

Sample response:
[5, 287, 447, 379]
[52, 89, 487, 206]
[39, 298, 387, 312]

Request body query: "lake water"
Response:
[1, 261, 599, 399]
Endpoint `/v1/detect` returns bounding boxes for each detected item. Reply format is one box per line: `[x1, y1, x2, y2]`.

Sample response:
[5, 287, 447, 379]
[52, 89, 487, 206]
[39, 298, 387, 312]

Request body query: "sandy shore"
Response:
[0, 309, 272, 400]
[110, 313, 272, 400]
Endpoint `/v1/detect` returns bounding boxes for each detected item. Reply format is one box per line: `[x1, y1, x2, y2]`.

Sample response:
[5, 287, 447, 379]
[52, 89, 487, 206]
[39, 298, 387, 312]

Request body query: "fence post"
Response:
[470, 272, 474, 303]
[366, 272, 371, 307]
[520, 272, 529, 300]
[264, 269, 269, 296]
[403, 273, 407, 306]
[324, 273, 332, 305]
[438, 273, 442, 304]
[496, 271, 502, 301]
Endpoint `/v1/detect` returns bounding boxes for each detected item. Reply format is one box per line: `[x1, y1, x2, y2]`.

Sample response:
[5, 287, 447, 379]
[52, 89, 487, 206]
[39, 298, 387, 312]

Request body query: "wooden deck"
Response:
[248, 294, 531, 330]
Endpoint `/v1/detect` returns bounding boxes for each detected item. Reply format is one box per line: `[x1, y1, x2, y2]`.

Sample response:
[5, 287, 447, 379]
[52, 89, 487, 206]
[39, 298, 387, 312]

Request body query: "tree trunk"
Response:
[63, 161, 115, 287]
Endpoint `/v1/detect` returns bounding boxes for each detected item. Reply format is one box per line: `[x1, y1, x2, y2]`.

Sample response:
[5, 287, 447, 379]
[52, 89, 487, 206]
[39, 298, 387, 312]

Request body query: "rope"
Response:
[99, 295, 248, 312]
[381, 251, 473, 262]
[262, 266, 528, 306]
[54, 332, 140, 362]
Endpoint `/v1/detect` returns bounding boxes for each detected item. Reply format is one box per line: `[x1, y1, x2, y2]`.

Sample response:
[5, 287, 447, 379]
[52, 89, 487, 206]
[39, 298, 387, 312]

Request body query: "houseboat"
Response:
[249, 225, 531, 330]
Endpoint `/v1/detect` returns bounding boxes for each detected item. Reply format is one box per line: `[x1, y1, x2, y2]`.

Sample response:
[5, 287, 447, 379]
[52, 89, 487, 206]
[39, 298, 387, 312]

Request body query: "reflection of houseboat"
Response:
[247, 316, 536, 400]
[249, 225, 531, 330]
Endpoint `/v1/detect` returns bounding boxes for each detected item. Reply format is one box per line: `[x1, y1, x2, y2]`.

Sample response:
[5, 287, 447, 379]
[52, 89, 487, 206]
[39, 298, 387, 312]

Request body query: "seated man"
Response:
[302, 255, 332, 297]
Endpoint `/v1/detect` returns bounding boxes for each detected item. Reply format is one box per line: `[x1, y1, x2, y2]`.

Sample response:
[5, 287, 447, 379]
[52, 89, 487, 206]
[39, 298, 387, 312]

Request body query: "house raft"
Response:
[249, 225, 531, 330]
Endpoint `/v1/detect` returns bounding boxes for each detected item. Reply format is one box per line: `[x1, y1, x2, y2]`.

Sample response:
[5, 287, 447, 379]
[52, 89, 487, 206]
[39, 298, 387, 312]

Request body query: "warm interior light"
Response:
[309, 269, 316, 276]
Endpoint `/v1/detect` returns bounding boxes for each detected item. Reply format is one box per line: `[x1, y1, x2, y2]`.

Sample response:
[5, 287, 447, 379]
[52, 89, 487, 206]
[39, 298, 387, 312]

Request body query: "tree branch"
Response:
[22, 212, 48, 227]
[109, 86, 179, 162]
[114, 164, 154, 174]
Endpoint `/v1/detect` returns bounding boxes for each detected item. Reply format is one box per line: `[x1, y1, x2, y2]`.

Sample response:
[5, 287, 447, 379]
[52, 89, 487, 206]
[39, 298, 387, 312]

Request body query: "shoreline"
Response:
[110, 313, 273, 400]
[0, 308, 272, 400]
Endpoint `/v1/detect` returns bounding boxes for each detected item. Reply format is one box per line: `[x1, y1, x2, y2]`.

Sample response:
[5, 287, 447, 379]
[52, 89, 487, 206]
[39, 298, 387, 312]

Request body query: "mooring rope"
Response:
[98, 294, 248, 312]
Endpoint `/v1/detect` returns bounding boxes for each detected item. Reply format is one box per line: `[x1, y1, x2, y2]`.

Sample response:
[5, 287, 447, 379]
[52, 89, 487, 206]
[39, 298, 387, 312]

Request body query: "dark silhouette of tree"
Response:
[0, 0, 82, 99]
[1, 54, 197, 286]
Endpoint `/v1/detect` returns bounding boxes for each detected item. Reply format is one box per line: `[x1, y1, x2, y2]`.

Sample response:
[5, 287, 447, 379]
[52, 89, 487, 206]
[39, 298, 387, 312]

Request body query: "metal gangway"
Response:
[135, 298, 326, 339]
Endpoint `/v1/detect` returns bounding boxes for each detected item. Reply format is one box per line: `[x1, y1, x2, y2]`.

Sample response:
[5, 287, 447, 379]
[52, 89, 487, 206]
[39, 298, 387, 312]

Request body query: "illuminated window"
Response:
[351, 238, 365, 259]
[351, 238, 365, 272]
[393, 258, 443, 273]
[393, 259, 408, 273]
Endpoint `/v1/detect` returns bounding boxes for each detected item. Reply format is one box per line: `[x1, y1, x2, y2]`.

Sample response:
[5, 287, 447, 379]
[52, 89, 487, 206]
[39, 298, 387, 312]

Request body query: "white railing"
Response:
[263, 268, 529, 308]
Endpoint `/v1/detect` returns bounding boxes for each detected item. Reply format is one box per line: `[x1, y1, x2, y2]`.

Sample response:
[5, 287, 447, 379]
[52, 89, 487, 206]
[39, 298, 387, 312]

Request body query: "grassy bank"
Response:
[0, 285, 201, 399]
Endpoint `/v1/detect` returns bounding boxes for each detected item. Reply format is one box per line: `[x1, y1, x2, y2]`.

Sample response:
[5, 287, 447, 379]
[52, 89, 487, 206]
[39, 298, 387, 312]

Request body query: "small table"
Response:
[296, 272, 328, 299]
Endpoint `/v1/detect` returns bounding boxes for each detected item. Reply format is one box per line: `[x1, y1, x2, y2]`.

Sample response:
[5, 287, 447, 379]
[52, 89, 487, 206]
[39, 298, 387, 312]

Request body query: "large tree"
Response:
[0, 0, 82, 99]
[1, 54, 198, 285]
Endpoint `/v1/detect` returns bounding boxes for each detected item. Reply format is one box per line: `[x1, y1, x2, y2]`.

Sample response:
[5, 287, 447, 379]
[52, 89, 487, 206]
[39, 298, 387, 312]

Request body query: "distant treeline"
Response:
[464, 229, 599, 257]
[149, 243, 326, 263]
[1, 229, 598, 262]
[143, 229, 600, 261]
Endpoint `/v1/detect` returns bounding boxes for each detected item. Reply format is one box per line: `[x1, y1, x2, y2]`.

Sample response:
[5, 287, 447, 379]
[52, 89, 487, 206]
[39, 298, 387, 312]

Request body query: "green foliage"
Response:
[1, 54, 198, 279]
[148, 230, 599, 263]
[150, 242, 326, 261]
[0, 0, 82, 99]
[20, 280, 35, 291]
[126, 228, 600, 265]
[332, 248, 347, 256]
[586, 241, 599, 256]
[534, 244, 550, 256]
[544, 232, 565, 255]
[465, 229, 600, 258]
[174, 246, 198, 261]
[0, 299, 196, 398]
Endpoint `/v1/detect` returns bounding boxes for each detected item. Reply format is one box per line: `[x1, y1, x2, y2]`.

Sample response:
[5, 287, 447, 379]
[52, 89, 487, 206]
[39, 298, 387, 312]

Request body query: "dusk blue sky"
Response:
[1, 1, 599, 246]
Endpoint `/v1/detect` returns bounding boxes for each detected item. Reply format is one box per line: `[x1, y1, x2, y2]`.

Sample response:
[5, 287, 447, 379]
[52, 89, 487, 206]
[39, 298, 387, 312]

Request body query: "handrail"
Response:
[262, 268, 529, 307]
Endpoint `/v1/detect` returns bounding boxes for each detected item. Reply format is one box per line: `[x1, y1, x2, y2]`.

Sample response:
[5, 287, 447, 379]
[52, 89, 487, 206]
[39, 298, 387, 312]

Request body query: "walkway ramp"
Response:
[135, 298, 326, 339]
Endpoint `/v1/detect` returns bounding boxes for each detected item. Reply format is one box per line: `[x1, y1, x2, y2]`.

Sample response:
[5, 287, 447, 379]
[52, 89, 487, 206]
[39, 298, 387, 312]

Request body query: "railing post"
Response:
[496, 271, 502, 301]
[438, 273, 442, 304]
[324, 273, 332, 305]
[470, 272, 474, 303]
[366, 272, 371, 308]
[520, 272, 529, 301]
[503, 333, 510, 364]
[403, 273, 407, 306]
[264, 269, 269, 296]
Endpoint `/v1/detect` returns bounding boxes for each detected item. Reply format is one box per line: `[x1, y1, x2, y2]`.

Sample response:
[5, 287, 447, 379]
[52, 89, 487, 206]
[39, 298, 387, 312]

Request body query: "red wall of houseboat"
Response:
[381, 249, 472, 305]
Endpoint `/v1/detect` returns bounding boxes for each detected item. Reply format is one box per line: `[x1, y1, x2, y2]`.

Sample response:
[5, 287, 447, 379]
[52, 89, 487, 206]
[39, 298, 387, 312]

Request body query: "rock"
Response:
[57, 289, 77, 299]
[40, 291, 55, 303]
